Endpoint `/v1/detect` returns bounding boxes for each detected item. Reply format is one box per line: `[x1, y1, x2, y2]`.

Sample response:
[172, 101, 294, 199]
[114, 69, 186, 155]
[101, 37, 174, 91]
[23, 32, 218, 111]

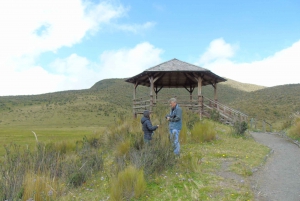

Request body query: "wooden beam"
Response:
[133, 81, 139, 118]
[149, 76, 154, 111]
[154, 86, 163, 100]
[197, 76, 202, 96]
[184, 72, 198, 82]
[214, 83, 218, 101]
[155, 86, 163, 93]
[197, 76, 203, 120]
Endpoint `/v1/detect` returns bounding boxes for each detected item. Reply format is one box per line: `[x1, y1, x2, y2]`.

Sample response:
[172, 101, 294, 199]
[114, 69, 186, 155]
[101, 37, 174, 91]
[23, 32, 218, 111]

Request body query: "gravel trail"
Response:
[250, 132, 300, 201]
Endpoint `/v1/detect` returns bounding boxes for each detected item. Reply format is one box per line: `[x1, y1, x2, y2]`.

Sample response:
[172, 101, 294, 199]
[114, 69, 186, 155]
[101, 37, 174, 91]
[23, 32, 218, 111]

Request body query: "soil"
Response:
[250, 132, 300, 201]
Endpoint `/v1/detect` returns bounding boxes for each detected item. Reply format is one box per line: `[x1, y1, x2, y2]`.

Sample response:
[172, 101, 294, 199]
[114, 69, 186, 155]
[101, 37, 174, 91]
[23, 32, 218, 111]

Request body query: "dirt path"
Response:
[250, 132, 300, 201]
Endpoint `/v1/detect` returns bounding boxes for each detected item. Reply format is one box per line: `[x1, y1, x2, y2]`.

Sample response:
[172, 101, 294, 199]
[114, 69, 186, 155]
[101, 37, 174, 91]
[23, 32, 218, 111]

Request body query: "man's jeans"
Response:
[169, 129, 180, 155]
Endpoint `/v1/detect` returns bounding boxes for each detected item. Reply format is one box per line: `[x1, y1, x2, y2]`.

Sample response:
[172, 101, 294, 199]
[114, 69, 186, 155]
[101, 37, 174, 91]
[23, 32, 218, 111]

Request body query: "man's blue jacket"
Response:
[167, 104, 182, 130]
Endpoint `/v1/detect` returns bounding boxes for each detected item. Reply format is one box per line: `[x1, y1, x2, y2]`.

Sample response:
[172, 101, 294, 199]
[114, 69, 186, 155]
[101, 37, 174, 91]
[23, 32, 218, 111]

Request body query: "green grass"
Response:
[55, 120, 269, 201]
[0, 126, 106, 156]
[1, 78, 294, 200]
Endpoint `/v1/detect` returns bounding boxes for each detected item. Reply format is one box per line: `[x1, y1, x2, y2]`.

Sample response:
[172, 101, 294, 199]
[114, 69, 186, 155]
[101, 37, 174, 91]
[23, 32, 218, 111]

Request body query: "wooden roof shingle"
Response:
[125, 58, 226, 88]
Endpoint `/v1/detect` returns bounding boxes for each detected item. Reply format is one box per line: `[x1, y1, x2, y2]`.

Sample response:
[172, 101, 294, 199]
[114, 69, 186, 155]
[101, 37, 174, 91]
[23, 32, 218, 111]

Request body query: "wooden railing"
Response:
[133, 96, 151, 114]
[203, 97, 248, 123]
[133, 95, 248, 124]
[250, 118, 272, 132]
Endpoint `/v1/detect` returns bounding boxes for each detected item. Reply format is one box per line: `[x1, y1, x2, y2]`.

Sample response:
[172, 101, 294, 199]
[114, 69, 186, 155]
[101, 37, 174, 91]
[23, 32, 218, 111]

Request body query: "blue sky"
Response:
[0, 0, 299, 96]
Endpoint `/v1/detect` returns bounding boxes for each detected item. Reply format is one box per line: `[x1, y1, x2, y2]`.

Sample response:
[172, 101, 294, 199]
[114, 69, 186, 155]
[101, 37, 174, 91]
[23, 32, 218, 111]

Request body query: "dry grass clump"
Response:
[110, 165, 146, 201]
[115, 140, 131, 157]
[190, 121, 216, 143]
[288, 117, 300, 140]
[22, 172, 63, 201]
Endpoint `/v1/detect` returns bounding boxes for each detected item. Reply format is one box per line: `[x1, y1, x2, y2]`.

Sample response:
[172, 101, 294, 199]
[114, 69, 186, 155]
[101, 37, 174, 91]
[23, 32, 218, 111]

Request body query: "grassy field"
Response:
[0, 125, 106, 156]
[0, 105, 270, 201]
[56, 118, 270, 201]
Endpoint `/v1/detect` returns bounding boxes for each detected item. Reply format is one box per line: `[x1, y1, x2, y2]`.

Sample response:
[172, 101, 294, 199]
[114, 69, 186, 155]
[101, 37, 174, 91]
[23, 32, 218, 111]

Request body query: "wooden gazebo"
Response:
[125, 58, 247, 122]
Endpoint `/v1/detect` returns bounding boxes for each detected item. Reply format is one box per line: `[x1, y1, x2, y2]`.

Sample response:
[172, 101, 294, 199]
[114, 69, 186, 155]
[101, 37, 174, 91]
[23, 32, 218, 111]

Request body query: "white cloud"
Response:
[48, 42, 162, 93]
[197, 39, 300, 87]
[0, 66, 63, 95]
[50, 54, 100, 91]
[0, 0, 126, 96]
[115, 22, 156, 34]
[198, 38, 238, 65]
[0, 0, 125, 60]
[99, 42, 163, 78]
[0, 41, 163, 96]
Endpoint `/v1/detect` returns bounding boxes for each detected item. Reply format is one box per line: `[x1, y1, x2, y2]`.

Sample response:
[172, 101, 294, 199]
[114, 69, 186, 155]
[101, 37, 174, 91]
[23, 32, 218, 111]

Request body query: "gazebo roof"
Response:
[125, 58, 226, 88]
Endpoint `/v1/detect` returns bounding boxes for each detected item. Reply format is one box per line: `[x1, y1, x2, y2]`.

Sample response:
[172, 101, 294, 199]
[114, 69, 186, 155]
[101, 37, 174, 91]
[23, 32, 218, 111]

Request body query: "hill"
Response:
[228, 84, 300, 124]
[0, 78, 298, 129]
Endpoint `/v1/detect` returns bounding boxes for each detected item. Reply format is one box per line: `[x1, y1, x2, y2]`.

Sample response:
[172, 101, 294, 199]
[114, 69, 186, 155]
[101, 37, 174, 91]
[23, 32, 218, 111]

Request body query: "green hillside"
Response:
[228, 84, 300, 124]
[222, 78, 266, 92]
[0, 90, 125, 128]
[0, 78, 298, 130]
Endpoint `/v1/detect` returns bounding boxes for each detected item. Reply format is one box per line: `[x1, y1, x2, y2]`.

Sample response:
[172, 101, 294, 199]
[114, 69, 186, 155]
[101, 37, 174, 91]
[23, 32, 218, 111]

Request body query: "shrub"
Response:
[0, 144, 32, 200]
[180, 123, 188, 144]
[116, 140, 131, 157]
[210, 109, 220, 122]
[178, 152, 201, 173]
[186, 112, 200, 130]
[0, 136, 104, 200]
[233, 121, 248, 136]
[110, 166, 146, 201]
[190, 121, 216, 143]
[288, 118, 300, 140]
[281, 119, 292, 130]
[68, 172, 86, 188]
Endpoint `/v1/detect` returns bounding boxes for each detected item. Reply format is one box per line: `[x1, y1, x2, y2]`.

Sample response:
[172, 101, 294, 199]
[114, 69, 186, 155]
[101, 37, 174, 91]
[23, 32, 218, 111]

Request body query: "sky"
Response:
[0, 0, 299, 96]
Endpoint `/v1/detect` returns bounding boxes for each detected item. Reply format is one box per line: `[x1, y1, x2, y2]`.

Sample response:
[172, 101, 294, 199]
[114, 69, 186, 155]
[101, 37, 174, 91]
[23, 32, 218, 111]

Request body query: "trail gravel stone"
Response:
[250, 132, 300, 201]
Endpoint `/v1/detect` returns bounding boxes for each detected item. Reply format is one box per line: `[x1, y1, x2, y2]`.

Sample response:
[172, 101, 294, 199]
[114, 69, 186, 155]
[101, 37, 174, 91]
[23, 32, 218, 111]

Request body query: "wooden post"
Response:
[133, 82, 138, 118]
[214, 83, 218, 101]
[149, 76, 154, 112]
[197, 76, 203, 120]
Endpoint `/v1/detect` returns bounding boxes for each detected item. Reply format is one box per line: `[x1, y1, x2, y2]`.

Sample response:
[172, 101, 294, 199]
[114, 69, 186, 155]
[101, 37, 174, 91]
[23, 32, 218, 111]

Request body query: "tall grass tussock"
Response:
[110, 165, 146, 201]
[191, 120, 216, 143]
[288, 116, 300, 140]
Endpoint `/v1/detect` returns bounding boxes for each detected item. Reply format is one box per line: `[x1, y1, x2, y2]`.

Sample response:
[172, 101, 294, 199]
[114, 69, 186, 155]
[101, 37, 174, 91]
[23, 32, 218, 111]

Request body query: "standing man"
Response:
[166, 98, 182, 156]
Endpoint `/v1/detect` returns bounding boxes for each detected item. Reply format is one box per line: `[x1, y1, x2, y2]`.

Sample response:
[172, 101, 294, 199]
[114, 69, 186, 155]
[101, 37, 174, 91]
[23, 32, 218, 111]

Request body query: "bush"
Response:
[0, 144, 31, 200]
[190, 121, 216, 143]
[180, 123, 188, 144]
[186, 112, 200, 130]
[0, 136, 104, 200]
[116, 140, 131, 157]
[288, 118, 300, 140]
[131, 137, 176, 176]
[210, 109, 220, 122]
[178, 152, 201, 173]
[110, 166, 146, 201]
[233, 121, 248, 136]
[68, 172, 86, 187]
